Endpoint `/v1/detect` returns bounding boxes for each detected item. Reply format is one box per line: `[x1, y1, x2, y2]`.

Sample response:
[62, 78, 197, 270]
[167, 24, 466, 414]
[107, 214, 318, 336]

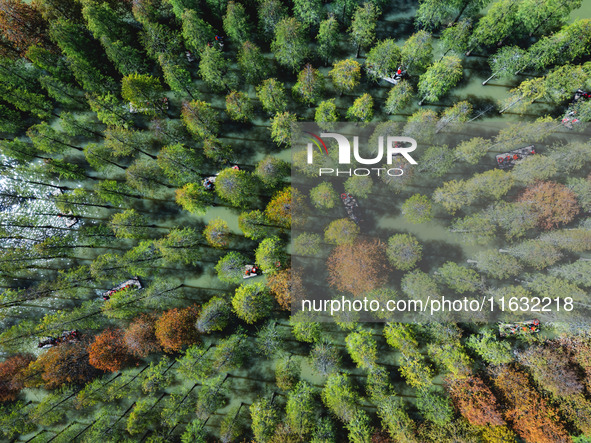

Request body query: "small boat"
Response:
[103, 277, 142, 300]
[243, 264, 262, 279]
[365, 65, 407, 85]
[573, 89, 591, 102]
[499, 319, 540, 337]
[341, 193, 362, 224]
[495, 145, 535, 169]
[562, 110, 580, 129]
[38, 330, 80, 348]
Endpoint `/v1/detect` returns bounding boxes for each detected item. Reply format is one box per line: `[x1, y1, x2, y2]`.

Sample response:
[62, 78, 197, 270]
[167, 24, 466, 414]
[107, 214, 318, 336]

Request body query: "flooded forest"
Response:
[1, 0, 591, 441]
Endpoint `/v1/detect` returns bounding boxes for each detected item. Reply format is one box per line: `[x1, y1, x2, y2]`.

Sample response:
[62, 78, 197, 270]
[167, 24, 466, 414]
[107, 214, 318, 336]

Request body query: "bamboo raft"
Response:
[341, 193, 362, 224]
[496, 145, 535, 169]
[499, 319, 540, 337]
[103, 277, 142, 300]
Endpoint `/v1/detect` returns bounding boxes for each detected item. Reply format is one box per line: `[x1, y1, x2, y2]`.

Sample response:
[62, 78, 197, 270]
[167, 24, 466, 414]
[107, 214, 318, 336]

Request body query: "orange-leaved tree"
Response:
[446, 375, 505, 427]
[489, 364, 569, 443]
[0, 354, 34, 401]
[327, 239, 390, 296]
[124, 314, 161, 357]
[154, 305, 200, 353]
[267, 268, 303, 310]
[518, 181, 580, 230]
[88, 328, 134, 372]
[0, 0, 48, 57]
[25, 342, 98, 389]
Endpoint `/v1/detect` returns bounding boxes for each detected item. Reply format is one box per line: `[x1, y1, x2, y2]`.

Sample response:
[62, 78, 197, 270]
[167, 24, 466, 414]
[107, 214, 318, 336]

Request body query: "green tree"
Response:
[196, 296, 231, 333]
[293, 64, 324, 105]
[255, 156, 289, 189]
[366, 39, 401, 81]
[346, 329, 378, 370]
[293, 233, 322, 256]
[466, 0, 520, 55]
[290, 312, 322, 343]
[346, 93, 373, 122]
[256, 78, 288, 115]
[315, 99, 339, 130]
[418, 55, 462, 105]
[121, 73, 165, 116]
[269, 112, 297, 147]
[416, 390, 453, 426]
[401, 30, 433, 73]
[204, 217, 230, 248]
[286, 381, 317, 437]
[250, 398, 279, 442]
[466, 331, 513, 365]
[215, 251, 249, 284]
[182, 99, 219, 139]
[238, 41, 269, 85]
[349, 2, 379, 57]
[157, 143, 203, 186]
[232, 282, 273, 323]
[384, 80, 413, 114]
[402, 194, 432, 224]
[473, 249, 522, 279]
[225, 90, 253, 122]
[175, 183, 213, 215]
[517, 0, 582, 36]
[158, 53, 197, 99]
[255, 236, 287, 275]
[344, 175, 373, 198]
[271, 17, 308, 72]
[238, 210, 274, 240]
[181, 9, 214, 56]
[440, 19, 472, 55]
[257, 0, 287, 38]
[483, 45, 527, 85]
[223, 1, 251, 42]
[322, 373, 360, 422]
[310, 182, 338, 209]
[454, 137, 491, 164]
[437, 262, 481, 293]
[386, 234, 422, 271]
[316, 15, 339, 64]
[199, 45, 233, 91]
[110, 209, 150, 239]
[329, 59, 361, 94]
[325, 218, 360, 246]
[215, 167, 257, 208]
[294, 0, 323, 28]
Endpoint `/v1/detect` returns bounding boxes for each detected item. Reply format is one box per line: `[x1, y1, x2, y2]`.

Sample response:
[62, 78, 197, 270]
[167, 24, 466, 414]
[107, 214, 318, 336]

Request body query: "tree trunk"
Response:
[482, 72, 497, 85]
